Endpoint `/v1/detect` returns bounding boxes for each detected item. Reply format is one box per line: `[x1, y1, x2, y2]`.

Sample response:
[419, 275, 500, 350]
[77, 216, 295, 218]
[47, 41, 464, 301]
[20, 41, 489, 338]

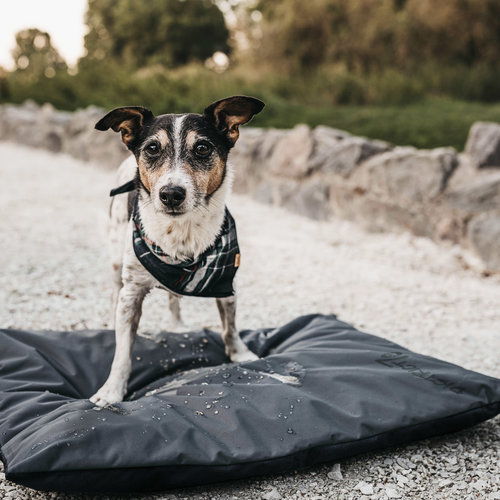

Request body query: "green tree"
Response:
[81, 0, 230, 69]
[255, 0, 500, 73]
[256, 0, 340, 72]
[405, 0, 500, 66]
[11, 29, 67, 80]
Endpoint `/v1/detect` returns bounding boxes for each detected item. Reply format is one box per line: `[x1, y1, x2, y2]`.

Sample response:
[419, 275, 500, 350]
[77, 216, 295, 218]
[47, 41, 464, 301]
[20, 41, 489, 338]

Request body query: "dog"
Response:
[89, 96, 264, 407]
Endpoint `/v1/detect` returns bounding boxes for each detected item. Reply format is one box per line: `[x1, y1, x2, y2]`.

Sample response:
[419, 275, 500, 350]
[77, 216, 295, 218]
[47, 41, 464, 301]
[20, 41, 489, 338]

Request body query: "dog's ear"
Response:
[95, 106, 154, 150]
[204, 96, 265, 146]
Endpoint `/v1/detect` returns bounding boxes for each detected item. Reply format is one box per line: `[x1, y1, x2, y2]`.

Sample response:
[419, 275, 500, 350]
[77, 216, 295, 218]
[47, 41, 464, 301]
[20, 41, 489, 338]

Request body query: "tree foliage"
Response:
[11, 29, 67, 80]
[3, 0, 500, 120]
[81, 0, 230, 69]
[256, 0, 500, 73]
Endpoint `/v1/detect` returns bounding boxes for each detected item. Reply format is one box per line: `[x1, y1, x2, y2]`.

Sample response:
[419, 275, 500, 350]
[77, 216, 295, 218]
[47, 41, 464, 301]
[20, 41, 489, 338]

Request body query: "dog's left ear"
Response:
[204, 96, 265, 146]
[95, 106, 154, 150]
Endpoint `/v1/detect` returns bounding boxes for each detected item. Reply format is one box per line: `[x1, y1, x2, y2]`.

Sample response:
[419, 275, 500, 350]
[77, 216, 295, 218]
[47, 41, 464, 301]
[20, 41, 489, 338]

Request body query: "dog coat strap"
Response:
[132, 199, 240, 298]
[109, 179, 136, 197]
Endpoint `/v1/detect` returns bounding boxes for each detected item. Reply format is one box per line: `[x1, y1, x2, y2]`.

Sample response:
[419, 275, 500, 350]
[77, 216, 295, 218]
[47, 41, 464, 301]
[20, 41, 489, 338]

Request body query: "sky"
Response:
[0, 0, 87, 69]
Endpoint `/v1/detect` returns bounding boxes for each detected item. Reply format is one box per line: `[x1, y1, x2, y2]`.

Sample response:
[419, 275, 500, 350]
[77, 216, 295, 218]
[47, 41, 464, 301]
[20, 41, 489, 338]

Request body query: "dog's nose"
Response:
[159, 186, 186, 207]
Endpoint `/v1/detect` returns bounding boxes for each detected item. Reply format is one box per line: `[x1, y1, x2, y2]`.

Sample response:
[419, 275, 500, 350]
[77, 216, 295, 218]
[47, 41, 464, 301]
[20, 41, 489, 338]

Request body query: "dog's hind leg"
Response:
[109, 262, 122, 329]
[108, 194, 131, 327]
[168, 293, 186, 332]
[108, 157, 137, 327]
[216, 295, 258, 362]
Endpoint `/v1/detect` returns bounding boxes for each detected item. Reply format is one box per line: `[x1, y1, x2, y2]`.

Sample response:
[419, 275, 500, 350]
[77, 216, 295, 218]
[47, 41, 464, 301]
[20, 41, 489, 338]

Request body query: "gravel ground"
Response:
[0, 142, 499, 500]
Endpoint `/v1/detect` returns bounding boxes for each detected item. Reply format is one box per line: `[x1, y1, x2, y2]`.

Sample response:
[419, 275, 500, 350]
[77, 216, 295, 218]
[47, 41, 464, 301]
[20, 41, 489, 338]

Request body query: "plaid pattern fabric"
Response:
[130, 197, 240, 298]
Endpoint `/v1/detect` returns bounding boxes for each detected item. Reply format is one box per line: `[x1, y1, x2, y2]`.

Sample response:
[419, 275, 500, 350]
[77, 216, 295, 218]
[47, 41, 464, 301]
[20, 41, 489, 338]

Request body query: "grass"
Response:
[255, 97, 500, 151]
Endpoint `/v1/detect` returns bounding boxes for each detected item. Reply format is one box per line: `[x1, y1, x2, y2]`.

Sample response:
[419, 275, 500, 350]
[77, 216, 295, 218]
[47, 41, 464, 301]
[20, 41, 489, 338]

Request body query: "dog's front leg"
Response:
[90, 284, 147, 407]
[216, 295, 258, 362]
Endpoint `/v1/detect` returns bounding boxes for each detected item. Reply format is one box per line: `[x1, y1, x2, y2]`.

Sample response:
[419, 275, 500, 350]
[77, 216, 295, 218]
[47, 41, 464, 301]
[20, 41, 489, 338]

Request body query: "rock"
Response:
[445, 154, 478, 191]
[232, 127, 285, 192]
[258, 128, 289, 161]
[63, 106, 129, 168]
[352, 146, 458, 204]
[262, 487, 282, 500]
[396, 457, 412, 470]
[0, 102, 70, 153]
[433, 215, 466, 243]
[444, 170, 500, 214]
[0, 104, 41, 146]
[313, 124, 351, 142]
[396, 473, 409, 485]
[0, 102, 128, 167]
[270, 124, 314, 178]
[330, 181, 433, 237]
[308, 126, 346, 172]
[386, 485, 402, 498]
[327, 463, 343, 481]
[438, 479, 454, 487]
[471, 479, 487, 491]
[281, 178, 330, 220]
[310, 133, 390, 177]
[467, 211, 500, 271]
[252, 182, 275, 205]
[438, 157, 500, 245]
[465, 121, 500, 168]
[355, 481, 374, 495]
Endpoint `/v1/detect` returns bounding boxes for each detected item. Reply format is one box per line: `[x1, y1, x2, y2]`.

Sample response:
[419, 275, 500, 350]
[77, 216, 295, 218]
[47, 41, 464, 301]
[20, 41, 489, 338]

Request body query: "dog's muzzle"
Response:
[159, 185, 186, 209]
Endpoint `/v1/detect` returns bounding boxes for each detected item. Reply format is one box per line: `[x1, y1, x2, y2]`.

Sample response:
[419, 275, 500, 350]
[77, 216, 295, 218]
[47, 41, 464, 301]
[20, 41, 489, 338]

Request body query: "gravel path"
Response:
[1, 142, 499, 499]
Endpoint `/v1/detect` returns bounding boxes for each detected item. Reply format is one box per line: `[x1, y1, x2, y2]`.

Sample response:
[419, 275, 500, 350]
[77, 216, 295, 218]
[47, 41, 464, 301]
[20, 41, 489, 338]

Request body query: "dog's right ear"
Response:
[204, 96, 265, 146]
[95, 106, 154, 150]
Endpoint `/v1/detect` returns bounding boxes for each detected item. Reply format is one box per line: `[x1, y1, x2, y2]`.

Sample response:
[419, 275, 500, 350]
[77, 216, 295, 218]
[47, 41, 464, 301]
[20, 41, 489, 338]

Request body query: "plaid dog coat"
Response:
[110, 181, 240, 298]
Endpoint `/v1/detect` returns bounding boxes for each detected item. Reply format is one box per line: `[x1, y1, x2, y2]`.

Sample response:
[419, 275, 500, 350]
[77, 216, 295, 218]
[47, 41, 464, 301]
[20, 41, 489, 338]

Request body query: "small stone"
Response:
[438, 479, 454, 488]
[471, 480, 487, 491]
[327, 463, 343, 481]
[396, 457, 410, 470]
[386, 485, 401, 498]
[355, 481, 374, 495]
[396, 473, 408, 485]
[262, 487, 282, 500]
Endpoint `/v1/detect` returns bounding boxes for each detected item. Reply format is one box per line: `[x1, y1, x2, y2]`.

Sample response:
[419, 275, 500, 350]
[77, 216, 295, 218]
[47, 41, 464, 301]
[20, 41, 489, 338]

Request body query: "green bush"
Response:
[2, 61, 500, 151]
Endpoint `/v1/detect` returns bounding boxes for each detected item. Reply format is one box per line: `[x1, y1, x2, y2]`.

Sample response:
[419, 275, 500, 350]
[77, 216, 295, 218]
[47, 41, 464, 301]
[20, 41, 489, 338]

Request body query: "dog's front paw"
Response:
[229, 348, 259, 363]
[90, 382, 126, 407]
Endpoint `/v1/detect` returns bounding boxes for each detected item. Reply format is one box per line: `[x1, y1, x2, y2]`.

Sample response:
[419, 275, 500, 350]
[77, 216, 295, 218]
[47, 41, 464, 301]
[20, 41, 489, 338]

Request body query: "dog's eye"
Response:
[194, 141, 212, 158]
[145, 142, 160, 156]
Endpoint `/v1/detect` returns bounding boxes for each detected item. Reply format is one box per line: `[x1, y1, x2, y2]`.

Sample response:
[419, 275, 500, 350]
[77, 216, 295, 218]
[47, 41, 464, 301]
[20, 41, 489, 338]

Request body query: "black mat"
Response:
[1, 314, 499, 493]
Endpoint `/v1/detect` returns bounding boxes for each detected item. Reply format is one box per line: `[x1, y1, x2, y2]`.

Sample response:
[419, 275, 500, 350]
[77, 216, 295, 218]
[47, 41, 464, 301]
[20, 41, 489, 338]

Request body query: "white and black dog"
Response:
[90, 96, 264, 407]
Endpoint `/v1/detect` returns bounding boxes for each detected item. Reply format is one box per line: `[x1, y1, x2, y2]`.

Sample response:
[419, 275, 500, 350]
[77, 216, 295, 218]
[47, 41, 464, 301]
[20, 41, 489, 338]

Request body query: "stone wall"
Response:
[0, 101, 130, 167]
[1, 101, 499, 272]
